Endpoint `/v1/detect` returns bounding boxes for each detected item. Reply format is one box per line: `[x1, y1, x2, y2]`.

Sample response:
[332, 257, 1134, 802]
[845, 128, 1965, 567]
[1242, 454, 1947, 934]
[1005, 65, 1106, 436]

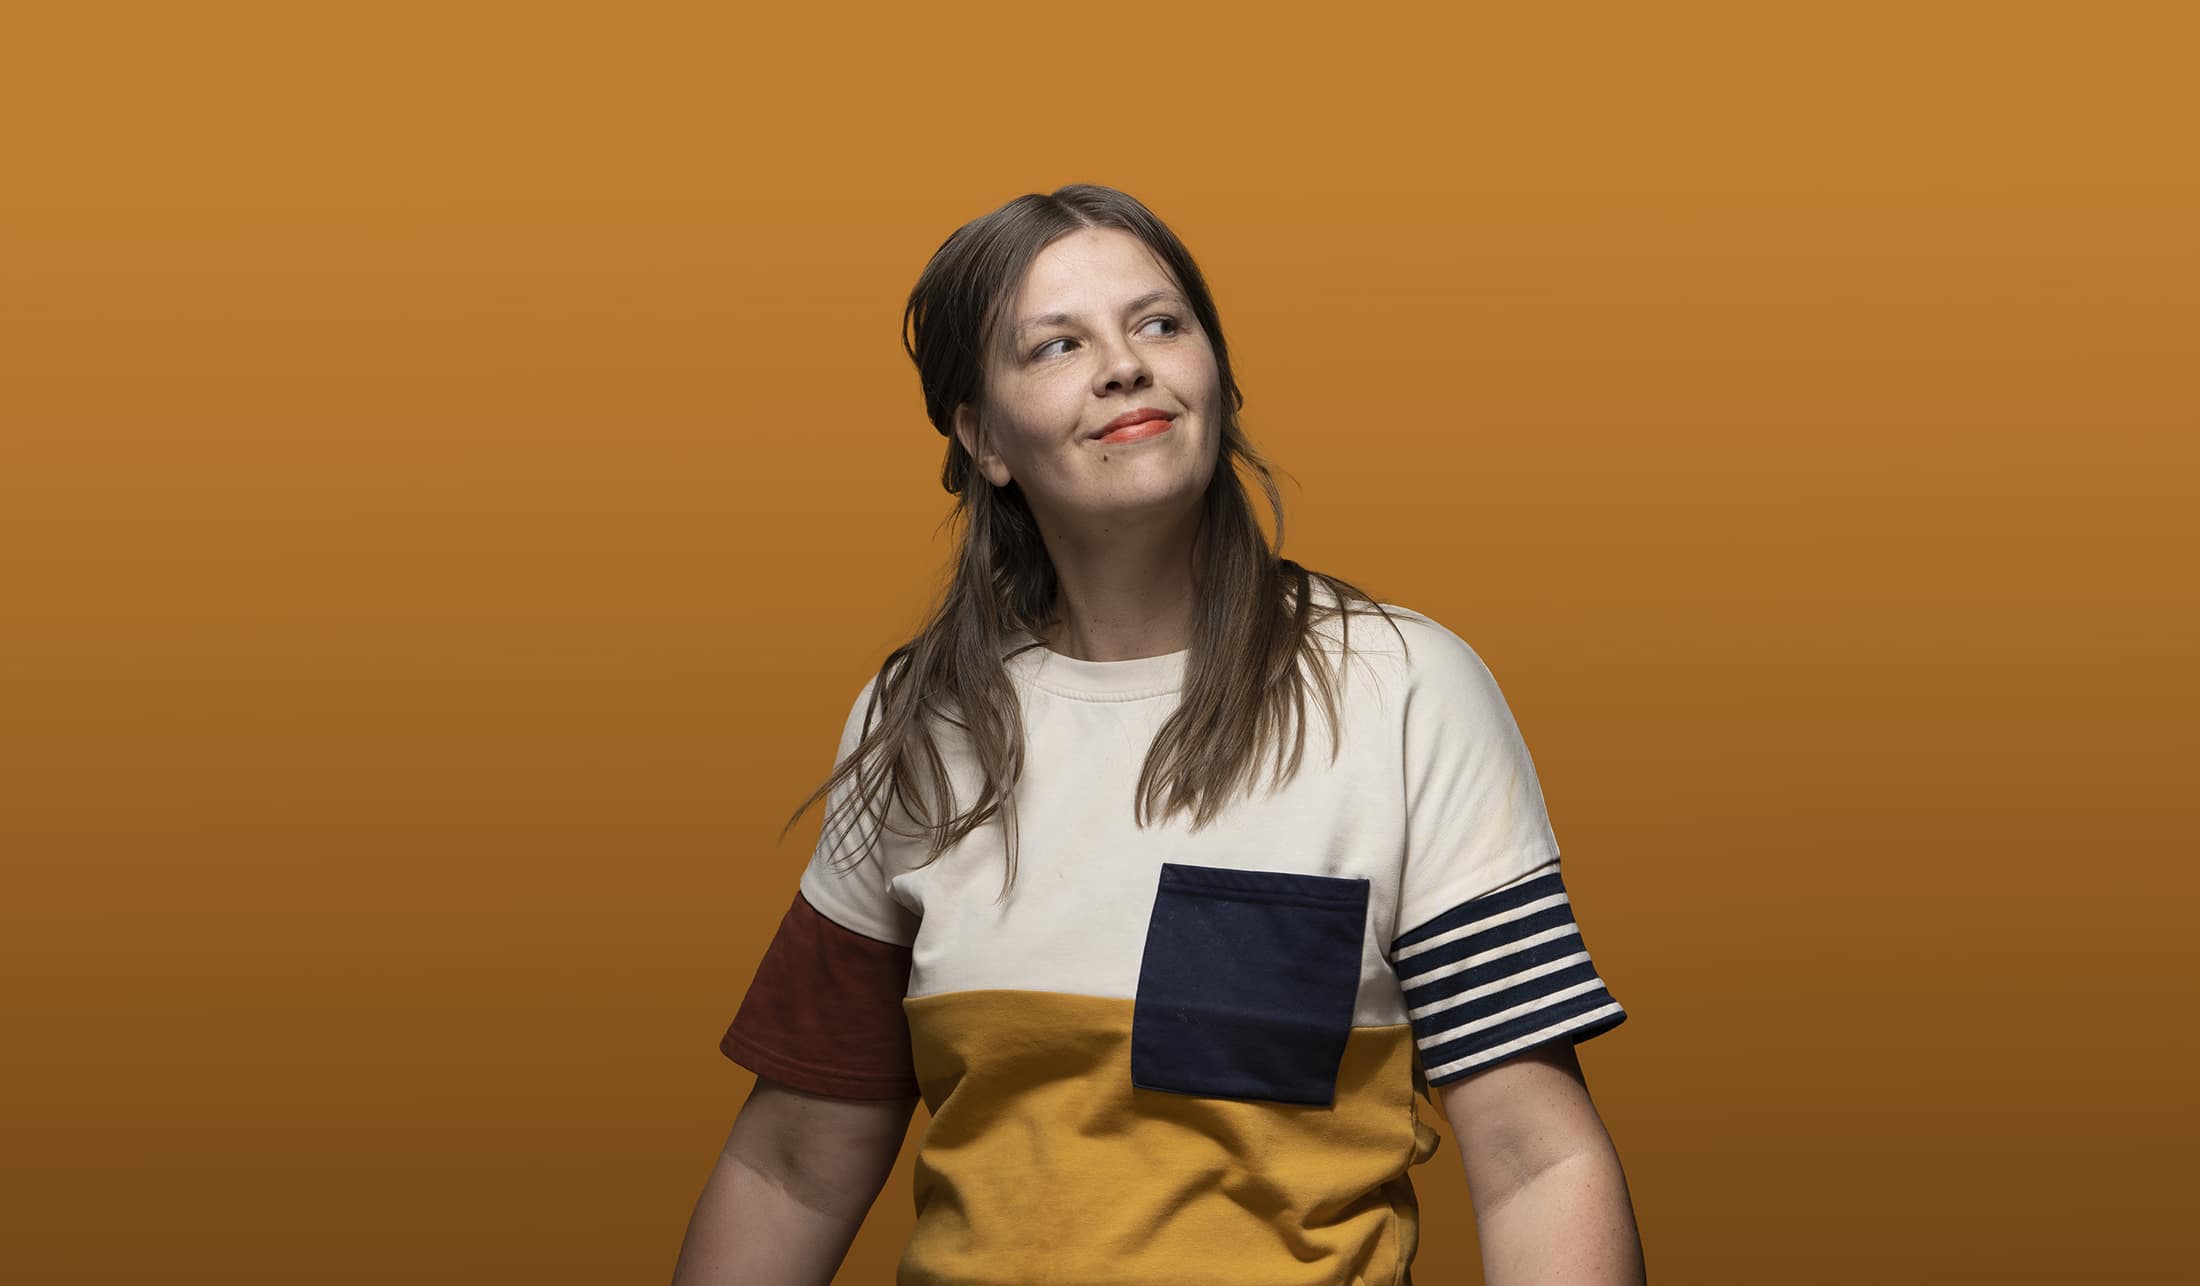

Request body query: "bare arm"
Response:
[1435, 1040, 1646, 1285]
[670, 1075, 919, 1286]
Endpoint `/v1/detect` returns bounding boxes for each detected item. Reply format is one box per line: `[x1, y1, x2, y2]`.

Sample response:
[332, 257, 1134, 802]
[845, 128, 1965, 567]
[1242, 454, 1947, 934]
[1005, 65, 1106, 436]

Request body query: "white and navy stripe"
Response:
[1391, 864, 1628, 1086]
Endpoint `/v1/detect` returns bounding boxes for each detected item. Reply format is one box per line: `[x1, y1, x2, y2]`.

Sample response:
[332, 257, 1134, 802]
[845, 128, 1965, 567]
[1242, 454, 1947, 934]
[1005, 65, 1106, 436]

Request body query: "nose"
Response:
[1092, 331, 1152, 396]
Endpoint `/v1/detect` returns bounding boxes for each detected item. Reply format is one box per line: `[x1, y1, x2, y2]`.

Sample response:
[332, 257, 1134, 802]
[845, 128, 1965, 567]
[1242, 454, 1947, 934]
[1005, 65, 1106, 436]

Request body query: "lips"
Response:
[1093, 406, 1176, 439]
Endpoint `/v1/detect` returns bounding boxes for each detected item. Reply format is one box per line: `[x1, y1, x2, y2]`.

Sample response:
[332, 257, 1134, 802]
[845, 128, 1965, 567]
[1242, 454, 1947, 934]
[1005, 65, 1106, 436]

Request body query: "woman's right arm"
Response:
[670, 1075, 920, 1286]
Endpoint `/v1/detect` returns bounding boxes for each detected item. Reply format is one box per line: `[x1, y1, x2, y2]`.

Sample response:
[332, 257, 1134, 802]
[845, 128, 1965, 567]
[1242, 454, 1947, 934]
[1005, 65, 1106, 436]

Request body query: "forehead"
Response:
[1011, 227, 1177, 319]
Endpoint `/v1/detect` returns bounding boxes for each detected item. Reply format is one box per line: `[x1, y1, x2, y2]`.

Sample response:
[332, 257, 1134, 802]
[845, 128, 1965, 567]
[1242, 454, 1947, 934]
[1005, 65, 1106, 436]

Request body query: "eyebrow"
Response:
[1013, 289, 1188, 340]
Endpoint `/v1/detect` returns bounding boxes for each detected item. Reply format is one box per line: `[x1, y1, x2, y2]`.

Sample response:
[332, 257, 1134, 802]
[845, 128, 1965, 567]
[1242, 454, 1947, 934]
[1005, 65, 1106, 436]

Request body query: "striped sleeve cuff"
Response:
[1391, 863, 1628, 1087]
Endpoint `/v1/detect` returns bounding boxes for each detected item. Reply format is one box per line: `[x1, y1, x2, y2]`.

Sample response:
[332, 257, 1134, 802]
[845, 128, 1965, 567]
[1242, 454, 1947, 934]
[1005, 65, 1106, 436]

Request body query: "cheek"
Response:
[1028, 383, 1088, 430]
[1165, 345, 1220, 395]
[1175, 363, 1223, 422]
[995, 387, 1082, 455]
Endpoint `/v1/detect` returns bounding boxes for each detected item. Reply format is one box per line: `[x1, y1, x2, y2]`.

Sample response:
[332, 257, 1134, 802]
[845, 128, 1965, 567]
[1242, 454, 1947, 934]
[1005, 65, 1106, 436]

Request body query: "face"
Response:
[953, 226, 1222, 536]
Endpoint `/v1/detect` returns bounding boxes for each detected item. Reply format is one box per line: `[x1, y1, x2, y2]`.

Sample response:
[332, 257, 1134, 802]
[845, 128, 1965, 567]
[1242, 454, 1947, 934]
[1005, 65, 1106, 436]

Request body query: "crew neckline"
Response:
[1002, 628, 1189, 701]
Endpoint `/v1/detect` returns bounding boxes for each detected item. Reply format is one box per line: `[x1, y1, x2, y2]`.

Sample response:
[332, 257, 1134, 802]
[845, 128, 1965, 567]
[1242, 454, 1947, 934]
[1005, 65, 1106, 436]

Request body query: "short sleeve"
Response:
[718, 676, 923, 1100]
[1387, 617, 1628, 1088]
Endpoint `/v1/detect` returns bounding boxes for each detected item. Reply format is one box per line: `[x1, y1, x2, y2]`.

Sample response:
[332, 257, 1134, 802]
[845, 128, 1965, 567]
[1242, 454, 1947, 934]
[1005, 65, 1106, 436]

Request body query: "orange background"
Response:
[4, 4, 2194, 1282]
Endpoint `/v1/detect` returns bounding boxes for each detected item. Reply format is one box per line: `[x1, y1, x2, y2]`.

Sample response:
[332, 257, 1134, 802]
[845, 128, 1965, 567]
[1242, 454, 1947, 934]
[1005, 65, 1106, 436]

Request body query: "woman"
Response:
[675, 184, 1645, 1285]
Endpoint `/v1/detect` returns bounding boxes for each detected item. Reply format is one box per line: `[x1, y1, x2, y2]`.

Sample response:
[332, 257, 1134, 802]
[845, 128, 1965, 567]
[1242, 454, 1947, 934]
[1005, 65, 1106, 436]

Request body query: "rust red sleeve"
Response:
[719, 889, 921, 1100]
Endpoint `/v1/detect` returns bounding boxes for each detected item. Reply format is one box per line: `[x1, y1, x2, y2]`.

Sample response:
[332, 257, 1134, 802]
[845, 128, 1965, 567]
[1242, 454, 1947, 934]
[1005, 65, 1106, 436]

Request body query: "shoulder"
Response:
[1325, 600, 1507, 703]
[834, 654, 920, 750]
[828, 672, 883, 759]
[1330, 606, 1546, 770]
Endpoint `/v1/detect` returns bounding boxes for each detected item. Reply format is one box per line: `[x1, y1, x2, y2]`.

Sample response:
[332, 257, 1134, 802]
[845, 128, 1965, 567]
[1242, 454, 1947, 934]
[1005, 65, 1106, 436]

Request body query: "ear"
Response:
[953, 403, 1012, 488]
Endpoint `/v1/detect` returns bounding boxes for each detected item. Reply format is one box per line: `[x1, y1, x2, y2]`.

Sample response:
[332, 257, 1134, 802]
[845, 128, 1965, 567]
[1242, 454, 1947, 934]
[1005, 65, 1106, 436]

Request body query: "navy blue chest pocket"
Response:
[1130, 862, 1370, 1108]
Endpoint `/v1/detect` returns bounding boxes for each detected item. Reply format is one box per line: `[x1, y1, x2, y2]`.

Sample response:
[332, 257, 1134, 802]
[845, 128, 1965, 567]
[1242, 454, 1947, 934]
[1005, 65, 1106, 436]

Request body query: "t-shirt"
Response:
[719, 597, 1629, 1286]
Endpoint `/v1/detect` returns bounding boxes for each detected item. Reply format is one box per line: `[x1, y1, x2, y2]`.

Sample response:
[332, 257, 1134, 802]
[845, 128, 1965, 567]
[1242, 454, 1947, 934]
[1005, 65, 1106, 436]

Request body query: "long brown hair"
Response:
[784, 183, 1408, 902]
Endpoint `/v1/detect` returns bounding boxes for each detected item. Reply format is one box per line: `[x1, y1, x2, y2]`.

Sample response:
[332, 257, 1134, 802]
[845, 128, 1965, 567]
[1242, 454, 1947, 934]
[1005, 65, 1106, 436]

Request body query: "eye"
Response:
[1029, 314, 1184, 361]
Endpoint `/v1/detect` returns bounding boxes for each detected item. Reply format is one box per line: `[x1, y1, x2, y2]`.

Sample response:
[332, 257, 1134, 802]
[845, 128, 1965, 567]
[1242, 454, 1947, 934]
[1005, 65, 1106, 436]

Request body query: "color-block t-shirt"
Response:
[719, 600, 1629, 1286]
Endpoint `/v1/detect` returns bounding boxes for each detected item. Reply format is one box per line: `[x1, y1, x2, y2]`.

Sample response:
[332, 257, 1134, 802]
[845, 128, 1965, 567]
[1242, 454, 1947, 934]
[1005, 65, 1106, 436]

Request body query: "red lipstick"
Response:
[1096, 417, 1174, 444]
[1092, 406, 1177, 443]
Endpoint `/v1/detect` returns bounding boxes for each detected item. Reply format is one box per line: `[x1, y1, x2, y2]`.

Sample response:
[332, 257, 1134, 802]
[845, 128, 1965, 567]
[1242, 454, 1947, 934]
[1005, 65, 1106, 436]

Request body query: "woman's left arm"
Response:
[1435, 1040, 1647, 1285]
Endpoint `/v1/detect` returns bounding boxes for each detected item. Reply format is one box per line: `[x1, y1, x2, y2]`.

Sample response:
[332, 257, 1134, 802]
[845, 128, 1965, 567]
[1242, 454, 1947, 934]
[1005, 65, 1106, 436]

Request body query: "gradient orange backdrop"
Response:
[4, 4, 2194, 1283]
